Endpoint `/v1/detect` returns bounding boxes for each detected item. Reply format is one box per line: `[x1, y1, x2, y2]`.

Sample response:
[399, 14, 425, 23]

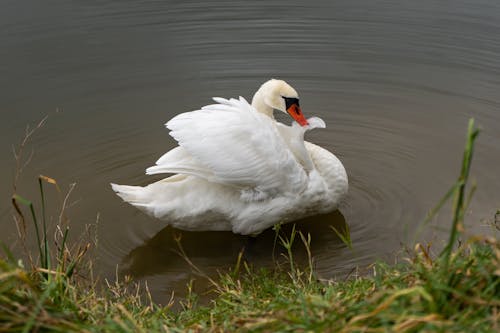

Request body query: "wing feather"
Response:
[157, 97, 308, 197]
[146, 146, 215, 180]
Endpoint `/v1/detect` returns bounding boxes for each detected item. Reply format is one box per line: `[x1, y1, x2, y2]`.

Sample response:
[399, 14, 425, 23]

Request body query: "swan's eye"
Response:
[283, 97, 300, 111]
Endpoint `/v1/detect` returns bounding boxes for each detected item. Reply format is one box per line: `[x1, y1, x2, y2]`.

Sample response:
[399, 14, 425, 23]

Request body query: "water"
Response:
[1, 0, 499, 304]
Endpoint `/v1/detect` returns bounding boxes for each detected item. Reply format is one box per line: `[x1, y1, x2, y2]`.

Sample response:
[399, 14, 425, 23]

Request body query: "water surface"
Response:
[1, 0, 499, 304]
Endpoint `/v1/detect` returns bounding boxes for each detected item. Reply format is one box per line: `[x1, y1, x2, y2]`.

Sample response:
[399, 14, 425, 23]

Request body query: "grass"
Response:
[1, 118, 499, 332]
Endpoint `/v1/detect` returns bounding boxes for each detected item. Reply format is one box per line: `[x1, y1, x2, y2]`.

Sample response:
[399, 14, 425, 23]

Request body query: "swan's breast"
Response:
[305, 141, 348, 201]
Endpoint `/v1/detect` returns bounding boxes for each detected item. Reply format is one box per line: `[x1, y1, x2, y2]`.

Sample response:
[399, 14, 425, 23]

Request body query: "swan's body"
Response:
[112, 79, 348, 235]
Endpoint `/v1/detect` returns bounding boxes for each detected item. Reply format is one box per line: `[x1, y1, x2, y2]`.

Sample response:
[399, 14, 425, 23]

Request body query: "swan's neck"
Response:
[275, 123, 315, 172]
[251, 89, 274, 119]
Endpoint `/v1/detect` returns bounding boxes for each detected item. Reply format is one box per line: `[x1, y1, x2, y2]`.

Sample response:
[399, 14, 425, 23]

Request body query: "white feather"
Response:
[111, 79, 348, 235]
[163, 96, 308, 197]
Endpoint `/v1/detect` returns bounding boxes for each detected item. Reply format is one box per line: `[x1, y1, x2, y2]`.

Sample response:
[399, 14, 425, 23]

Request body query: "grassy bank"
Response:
[1, 234, 498, 332]
[1, 119, 499, 332]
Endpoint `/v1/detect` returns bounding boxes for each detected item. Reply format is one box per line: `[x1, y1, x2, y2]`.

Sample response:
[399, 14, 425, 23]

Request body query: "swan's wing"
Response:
[146, 146, 215, 180]
[153, 96, 308, 199]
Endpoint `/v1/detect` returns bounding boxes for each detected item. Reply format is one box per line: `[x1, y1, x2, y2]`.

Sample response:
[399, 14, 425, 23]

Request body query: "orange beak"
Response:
[287, 104, 309, 126]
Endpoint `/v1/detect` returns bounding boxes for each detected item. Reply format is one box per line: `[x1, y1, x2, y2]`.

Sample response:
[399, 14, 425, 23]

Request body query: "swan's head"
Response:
[253, 79, 309, 126]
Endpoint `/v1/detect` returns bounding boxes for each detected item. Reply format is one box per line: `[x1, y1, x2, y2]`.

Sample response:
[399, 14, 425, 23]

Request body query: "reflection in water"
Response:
[122, 210, 347, 280]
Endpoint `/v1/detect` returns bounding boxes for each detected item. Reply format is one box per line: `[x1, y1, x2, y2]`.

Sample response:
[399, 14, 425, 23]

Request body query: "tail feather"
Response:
[111, 183, 150, 206]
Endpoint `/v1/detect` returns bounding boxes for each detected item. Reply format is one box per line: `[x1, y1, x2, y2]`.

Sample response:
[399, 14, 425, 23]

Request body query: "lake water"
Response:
[1, 0, 499, 304]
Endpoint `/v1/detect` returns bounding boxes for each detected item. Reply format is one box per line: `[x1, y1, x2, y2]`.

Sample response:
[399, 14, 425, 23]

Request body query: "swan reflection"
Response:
[121, 210, 348, 279]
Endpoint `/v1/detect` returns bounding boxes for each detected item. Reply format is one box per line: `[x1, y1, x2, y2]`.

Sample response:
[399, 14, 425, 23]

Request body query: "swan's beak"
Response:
[287, 104, 309, 126]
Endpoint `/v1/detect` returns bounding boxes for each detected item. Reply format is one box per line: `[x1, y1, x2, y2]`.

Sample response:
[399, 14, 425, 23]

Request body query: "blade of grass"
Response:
[58, 226, 69, 271]
[272, 223, 282, 263]
[440, 119, 479, 268]
[278, 224, 297, 276]
[414, 182, 460, 243]
[331, 223, 352, 249]
[299, 231, 314, 282]
[38, 176, 50, 270]
[12, 194, 44, 268]
[38, 175, 59, 271]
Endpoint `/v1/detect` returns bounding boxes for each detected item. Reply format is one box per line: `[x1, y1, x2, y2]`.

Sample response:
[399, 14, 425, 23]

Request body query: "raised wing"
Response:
[146, 146, 215, 180]
[148, 97, 308, 199]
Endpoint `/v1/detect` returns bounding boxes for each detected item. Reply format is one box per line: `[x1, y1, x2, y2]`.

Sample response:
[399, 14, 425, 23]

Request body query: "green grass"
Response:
[1, 118, 499, 332]
[1, 235, 498, 332]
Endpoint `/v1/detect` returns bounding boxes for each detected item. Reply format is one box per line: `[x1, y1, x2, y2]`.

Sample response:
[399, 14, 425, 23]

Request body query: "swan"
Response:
[111, 79, 348, 235]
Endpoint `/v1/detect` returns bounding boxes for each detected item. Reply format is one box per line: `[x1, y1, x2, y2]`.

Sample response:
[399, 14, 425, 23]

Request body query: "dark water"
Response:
[1, 0, 499, 304]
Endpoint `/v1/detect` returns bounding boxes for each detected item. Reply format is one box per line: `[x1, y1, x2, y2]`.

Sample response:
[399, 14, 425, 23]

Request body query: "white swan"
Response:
[111, 79, 348, 235]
